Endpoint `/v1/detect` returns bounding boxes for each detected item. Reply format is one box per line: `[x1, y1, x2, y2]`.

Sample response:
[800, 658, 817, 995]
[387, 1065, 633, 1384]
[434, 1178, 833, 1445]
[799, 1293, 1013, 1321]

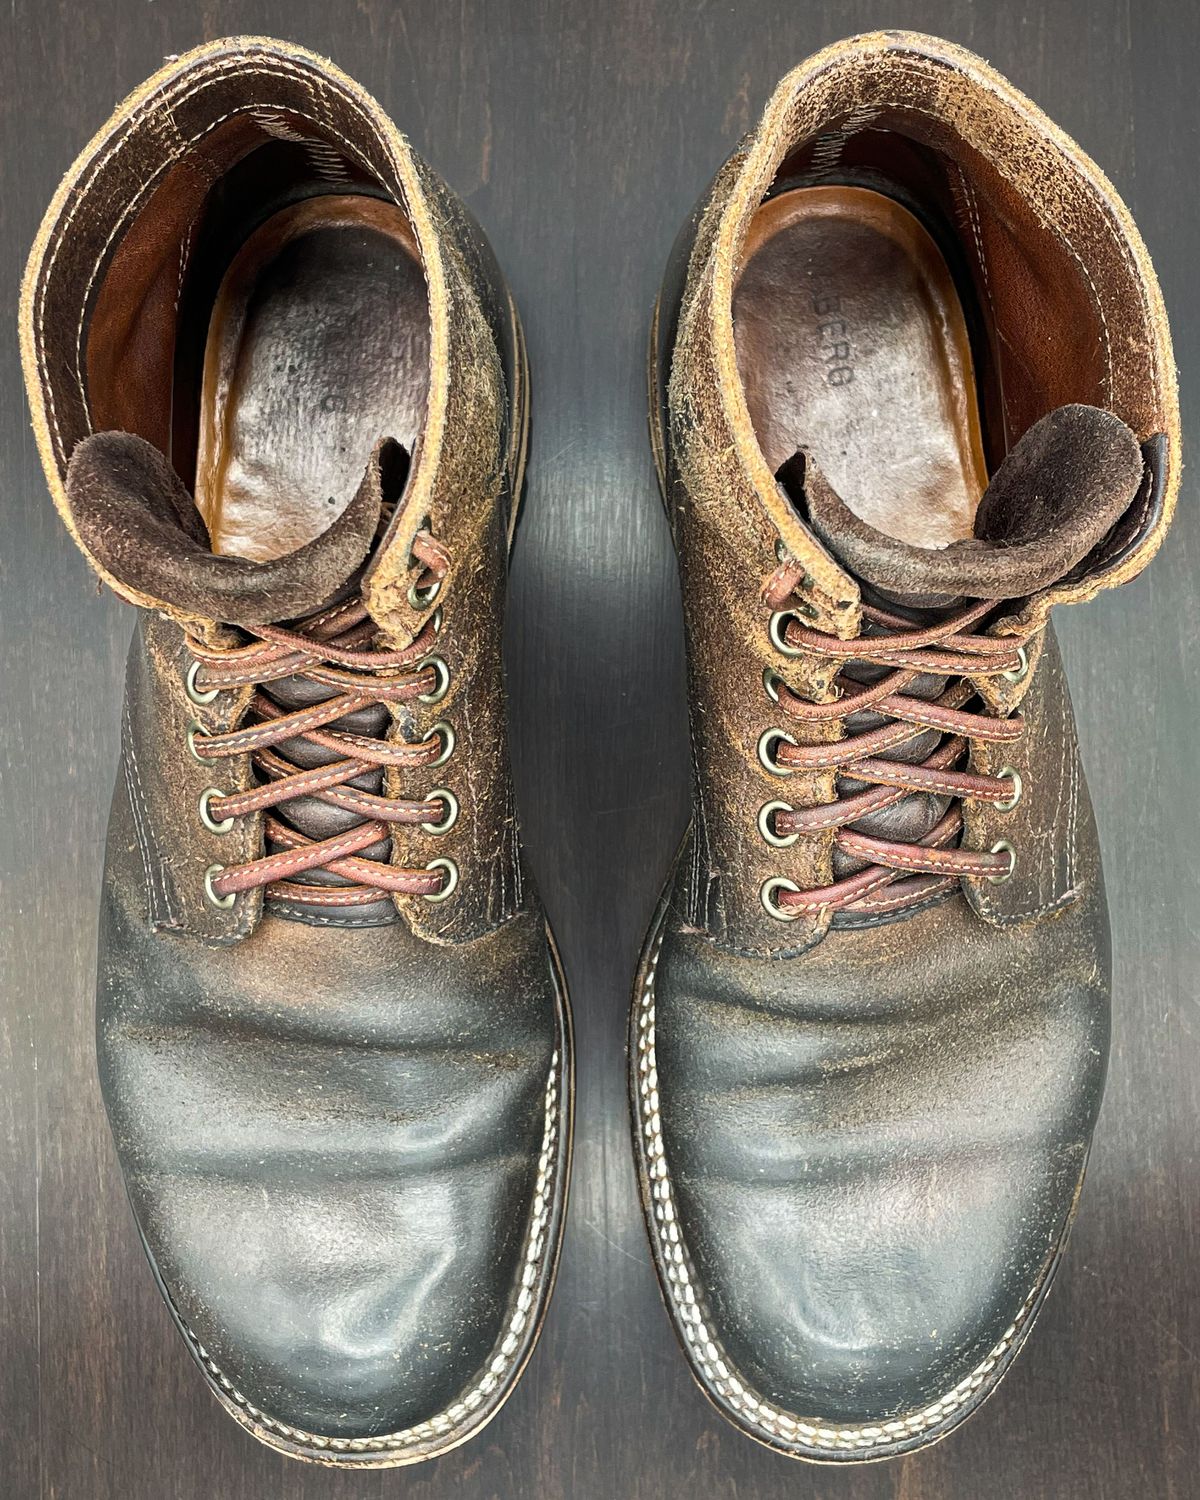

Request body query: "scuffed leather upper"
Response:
[21, 38, 569, 1453]
[651, 640, 1109, 1423]
[101, 704, 557, 1433]
[648, 633, 1116, 1428]
[637, 29, 1178, 1453]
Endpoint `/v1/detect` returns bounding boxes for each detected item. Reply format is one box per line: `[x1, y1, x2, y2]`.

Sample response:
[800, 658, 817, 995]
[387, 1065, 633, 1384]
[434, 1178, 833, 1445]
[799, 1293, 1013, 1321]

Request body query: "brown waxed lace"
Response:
[188, 529, 455, 907]
[761, 556, 1030, 918]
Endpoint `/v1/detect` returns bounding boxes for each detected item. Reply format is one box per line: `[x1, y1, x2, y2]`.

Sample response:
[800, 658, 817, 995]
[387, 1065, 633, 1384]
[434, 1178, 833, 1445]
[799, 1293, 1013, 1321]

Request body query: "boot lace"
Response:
[185, 529, 459, 909]
[756, 553, 1031, 920]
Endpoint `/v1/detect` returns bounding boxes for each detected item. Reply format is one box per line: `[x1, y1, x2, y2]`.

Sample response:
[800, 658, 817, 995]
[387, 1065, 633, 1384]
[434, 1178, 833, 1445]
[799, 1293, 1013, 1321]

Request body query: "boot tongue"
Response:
[64, 430, 395, 625]
[790, 404, 1145, 606]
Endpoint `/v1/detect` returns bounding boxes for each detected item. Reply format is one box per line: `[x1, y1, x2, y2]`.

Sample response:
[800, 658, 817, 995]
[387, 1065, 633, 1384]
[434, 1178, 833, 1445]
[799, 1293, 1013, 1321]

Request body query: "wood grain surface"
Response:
[1, 3, 1196, 1497]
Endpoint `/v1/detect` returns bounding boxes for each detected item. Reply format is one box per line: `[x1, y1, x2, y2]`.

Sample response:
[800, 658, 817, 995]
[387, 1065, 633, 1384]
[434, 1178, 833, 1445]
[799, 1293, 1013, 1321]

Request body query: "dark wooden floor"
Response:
[2, 2, 1197, 1497]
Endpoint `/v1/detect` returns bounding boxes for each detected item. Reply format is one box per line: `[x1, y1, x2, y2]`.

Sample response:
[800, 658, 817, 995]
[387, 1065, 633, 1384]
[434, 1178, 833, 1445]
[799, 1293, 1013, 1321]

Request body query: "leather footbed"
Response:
[733, 185, 989, 549]
[194, 194, 430, 561]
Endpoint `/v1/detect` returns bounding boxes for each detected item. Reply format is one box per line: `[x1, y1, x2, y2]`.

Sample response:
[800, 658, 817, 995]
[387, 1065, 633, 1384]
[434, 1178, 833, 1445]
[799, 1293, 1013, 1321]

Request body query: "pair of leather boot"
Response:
[21, 31, 1178, 1467]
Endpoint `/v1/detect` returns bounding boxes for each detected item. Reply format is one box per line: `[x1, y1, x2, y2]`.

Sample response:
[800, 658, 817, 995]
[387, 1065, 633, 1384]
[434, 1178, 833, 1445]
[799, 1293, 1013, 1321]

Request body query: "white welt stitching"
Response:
[635, 932, 1037, 1453]
[181, 1054, 560, 1455]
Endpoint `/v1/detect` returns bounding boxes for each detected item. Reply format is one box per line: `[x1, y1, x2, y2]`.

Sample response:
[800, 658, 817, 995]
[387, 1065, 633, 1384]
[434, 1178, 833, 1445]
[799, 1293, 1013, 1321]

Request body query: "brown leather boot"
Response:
[631, 31, 1178, 1461]
[21, 37, 571, 1466]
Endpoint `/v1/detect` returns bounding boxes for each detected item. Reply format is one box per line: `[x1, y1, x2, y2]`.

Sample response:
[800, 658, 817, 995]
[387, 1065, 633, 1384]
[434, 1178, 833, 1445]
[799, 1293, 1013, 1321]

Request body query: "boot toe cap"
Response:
[135, 1166, 543, 1441]
[641, 896, 1107, 1450]
[667, 1148, 1081, 1438]
[97, 903, 566, 1449]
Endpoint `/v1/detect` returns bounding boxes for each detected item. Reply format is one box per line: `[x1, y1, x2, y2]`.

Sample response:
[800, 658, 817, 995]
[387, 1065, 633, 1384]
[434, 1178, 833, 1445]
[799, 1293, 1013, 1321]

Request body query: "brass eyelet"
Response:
[423, 720, 455, 768]
[768, 611, 805, 657]
[760, 876, 802, 921]
[995, 768, 1023, 813]
[203, 864, 236, 909]
[762, 667, 782, 703]
[430, 606, 444, 636]
[421, 788, 459, 835]
[758, 800, 798, 848]
[185, 659, 219, 705]
[198, 788, 234, 834]
[186, 720, 209, 764]
[757, 727, 798, 776]
[417, 655, 450, 704]
[987, 840, 1017, 884]
[423, 856, 459, 902]
[407, 576, 442, 610]
[1000, 645, 1029, 684]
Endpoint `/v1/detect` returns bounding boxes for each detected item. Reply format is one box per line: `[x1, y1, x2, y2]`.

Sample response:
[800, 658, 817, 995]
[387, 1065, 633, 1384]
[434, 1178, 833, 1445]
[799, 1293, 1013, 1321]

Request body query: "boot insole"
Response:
[733, 185, 988, 548]
[195, 195, 430, 561]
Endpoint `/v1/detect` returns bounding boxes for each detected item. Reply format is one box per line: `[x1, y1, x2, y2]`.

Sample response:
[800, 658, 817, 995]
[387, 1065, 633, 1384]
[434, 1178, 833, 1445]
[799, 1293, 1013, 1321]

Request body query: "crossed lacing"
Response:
[759, 554, 1031, 919]
[187, 530, 457, 908]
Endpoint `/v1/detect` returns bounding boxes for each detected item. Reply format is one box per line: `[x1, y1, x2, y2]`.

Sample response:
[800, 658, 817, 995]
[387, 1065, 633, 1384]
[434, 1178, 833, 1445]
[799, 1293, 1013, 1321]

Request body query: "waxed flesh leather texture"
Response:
[651, 747, 1108, 1423]
[22, 38, 569, 1460]
[629, 28, 1179, 1459]
[100, 716, 559, 1435]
